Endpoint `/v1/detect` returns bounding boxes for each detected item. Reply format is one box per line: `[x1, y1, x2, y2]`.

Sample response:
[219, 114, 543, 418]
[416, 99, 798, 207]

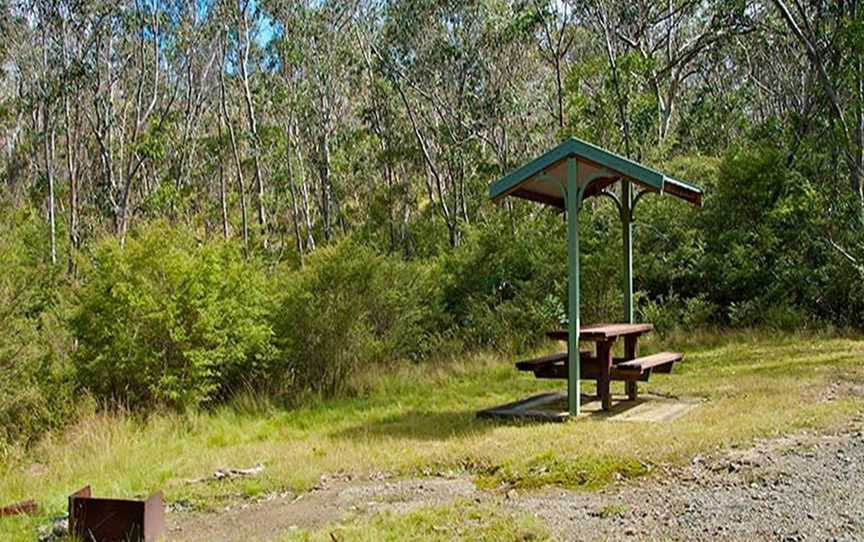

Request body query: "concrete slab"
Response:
[477, 392, 700, 423]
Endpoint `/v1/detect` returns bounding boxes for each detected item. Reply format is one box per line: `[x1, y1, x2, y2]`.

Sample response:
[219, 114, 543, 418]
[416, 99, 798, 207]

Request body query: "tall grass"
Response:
[1, 331, 862, 541]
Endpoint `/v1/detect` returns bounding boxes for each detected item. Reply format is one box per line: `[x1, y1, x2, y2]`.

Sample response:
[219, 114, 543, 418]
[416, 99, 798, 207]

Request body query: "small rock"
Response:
[37, 517, 68, 542]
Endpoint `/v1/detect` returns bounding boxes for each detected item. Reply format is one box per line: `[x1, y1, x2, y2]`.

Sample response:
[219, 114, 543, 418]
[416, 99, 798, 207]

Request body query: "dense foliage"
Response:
[0, 208, 74, 448]
[2, 0, 863, 450]
[71, 224, 274, 409]
[271, 240, 439, 398]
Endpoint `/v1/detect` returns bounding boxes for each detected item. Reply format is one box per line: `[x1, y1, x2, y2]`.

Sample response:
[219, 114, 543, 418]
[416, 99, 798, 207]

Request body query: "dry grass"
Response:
[280, 499, 552, 542]
[1, 330, 863, 541]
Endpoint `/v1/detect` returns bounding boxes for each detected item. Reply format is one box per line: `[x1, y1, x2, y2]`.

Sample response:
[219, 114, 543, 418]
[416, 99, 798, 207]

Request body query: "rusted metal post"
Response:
[0, 500, 37, 517]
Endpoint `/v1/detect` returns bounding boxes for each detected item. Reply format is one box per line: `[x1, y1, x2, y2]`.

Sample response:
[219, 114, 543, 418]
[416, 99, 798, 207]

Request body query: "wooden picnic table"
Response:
[546, 322, 654, 343]
[547, 323, 652, 410]
[540, 322, 684, 412]
[515, 323, 683, 411]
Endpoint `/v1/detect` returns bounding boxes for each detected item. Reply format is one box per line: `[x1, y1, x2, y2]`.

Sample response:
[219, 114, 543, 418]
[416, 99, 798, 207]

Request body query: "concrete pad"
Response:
[477, 392, 700, 423]
[606, 395, 701, 422]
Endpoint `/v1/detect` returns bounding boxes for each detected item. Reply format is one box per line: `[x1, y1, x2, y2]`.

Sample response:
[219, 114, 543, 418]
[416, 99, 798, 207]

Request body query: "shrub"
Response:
[639, 292, 716, 335]
[636, 155, 716, 303]
[0, 208, 75, 452]
[438, 204, 628, 352]
[438, 215, 565, 352]
[271, 240, 438, 398]
[71, 223, 274, 410]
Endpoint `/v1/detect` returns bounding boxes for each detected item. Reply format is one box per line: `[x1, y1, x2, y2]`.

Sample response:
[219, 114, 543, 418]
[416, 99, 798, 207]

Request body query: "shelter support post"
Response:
[566, 157, 581, 416]
[622, 180, 634, 324]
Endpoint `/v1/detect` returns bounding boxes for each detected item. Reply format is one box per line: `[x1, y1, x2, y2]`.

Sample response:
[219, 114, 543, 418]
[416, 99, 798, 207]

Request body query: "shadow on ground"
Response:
[333, 409, 497, 441]
[332, 391, 693, 443]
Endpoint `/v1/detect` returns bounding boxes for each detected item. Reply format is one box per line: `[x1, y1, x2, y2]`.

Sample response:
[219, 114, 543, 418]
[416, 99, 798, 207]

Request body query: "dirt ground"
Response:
[167, 476, 477, 541]
[168, 418, 864, 542]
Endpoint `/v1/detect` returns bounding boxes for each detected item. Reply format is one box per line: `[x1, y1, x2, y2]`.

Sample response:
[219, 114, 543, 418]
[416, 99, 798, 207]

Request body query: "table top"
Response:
[547, 323, 654, 342]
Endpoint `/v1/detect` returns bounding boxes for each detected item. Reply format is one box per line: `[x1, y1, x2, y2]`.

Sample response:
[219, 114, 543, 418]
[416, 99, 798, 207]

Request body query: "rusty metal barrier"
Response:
[0, 499, 37, 517]
[69, 486, 164, 542]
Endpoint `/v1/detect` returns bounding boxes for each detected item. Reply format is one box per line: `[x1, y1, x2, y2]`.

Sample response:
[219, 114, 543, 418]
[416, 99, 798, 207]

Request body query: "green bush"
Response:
[71, 223, 274, 410]
[0, 208, 75, 452]
[438, 213, 566, 352]
[639, 292, 716, 335]
[637, 148, 864, 330]
[438, 203, 628, 352]
[636, 155, 715, 302]
[271, 240, 438, 398]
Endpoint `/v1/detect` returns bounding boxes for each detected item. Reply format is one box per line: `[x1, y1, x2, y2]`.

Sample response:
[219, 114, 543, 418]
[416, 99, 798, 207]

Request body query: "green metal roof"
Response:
[489, 138, 703, 207]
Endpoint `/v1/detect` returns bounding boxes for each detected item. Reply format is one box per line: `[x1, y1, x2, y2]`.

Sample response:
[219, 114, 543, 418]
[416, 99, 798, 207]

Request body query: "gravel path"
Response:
[169, 421, 864, 541]
[512, 424, 864, 541]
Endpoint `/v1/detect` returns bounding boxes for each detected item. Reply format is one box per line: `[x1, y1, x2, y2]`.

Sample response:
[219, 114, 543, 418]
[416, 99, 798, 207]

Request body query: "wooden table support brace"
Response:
[624, 334, 639, 400]
[597, 340, 612, 410]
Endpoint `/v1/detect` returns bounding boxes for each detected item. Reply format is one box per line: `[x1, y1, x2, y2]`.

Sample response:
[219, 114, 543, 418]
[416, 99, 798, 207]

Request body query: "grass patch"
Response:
[1, 330, 863, 541]
[593, 504, 629, 519]
[281, 499, 551, 542]
[476, 452, 649, 490]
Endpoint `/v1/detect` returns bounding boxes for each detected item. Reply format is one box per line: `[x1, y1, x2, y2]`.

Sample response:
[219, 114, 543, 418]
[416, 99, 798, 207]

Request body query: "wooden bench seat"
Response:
[615, 351, 682, 374]
[515, 351, 591, 372]
[515, 352, 567, 371]
[515, 350, 683, 402]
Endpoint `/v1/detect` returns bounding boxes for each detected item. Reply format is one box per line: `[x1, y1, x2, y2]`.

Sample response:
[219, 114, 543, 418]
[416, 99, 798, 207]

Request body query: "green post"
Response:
[566, 157, 581, 416]
[622, 180, 634, 324]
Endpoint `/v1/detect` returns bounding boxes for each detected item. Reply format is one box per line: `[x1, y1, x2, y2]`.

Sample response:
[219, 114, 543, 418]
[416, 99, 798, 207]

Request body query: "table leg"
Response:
[624, 334, 639, 401]
[597, 340, 612, 410]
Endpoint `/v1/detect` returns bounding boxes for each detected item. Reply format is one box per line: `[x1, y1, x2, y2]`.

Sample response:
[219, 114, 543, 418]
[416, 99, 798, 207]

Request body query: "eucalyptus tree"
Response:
[356, 21, 412, 254]
[81, 1, 182, 245]
[582, 0, 637, 156]
[530, 0, 578, 129]
[611, 0, 750, 143]
[297, 2, 357, 243]
[37, 3, 58, 265]
[218, 30, 250, 249]
[4, 0, 76, 264]
[769, 0, 864, 214]
[379, 0, 531, 247]
[57, 0, 86, 272]
[0, 4, 30, 200]
[166, 1, 219, 195]
[234, 0, 270, 247]
[265, 6, 316, 258]
[468, 1, 547, 182]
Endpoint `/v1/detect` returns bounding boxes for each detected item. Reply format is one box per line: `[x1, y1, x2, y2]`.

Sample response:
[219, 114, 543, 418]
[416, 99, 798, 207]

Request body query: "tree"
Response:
[380, 0, 525, 247]
[531, 0, 578, 130]
[232, 0, 269, 248]
[770, 0, 864, 212]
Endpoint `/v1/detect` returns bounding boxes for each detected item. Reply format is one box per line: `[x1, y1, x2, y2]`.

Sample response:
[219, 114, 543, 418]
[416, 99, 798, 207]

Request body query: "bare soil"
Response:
[167, 476, 477, 541]
[168, 418, 864, 542]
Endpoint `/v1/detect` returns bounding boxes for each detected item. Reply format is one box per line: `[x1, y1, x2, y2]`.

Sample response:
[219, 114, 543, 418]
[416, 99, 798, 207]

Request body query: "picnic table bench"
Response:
[515, 323, 682, 411]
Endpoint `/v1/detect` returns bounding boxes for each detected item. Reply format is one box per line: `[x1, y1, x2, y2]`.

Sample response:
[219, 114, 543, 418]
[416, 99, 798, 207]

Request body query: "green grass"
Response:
[281, 499, 551, 542]
[1, 330, 863, 541]
[593, 503, 628, 519]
